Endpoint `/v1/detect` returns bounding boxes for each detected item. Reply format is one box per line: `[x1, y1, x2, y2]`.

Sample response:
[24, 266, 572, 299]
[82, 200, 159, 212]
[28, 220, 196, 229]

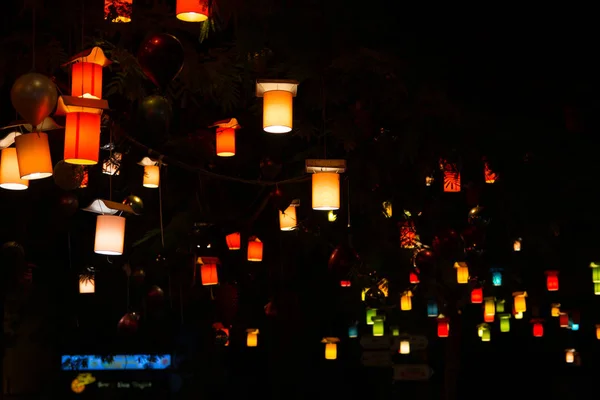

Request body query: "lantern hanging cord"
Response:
[158, 165, 165, 248]
[322, 76, 327, 159]
[122, 133, 309, 186]
[31, 5, 36, 70]
[346, 177, 351, 228]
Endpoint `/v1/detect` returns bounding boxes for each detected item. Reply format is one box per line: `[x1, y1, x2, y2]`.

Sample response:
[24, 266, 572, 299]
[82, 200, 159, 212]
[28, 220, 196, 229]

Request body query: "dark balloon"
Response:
[414, 248, 435, 270]
[364, 286, 386, 308]
[123, 195, 144, 215]
[214, 329, 229, 346]
[467, 206, 491, 226]
[53, 161, 84, 191]
[132, 268, 146, 284]
[328, 244, 359, 279]
[139, 95, 172, 135]
[462, 225, 486, 253]
[117, 312, 140, 335]
[10, 73, 58, 128]
[58, 192, 79, 216]
[138, 34, 184, 89]
[432, 228, 464, 260]
[147, 285, 165, 307]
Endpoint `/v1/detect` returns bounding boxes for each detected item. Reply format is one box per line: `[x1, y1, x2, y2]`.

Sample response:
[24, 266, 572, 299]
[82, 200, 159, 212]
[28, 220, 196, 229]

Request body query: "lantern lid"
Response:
[256, 79, 298, 97]
[483, 296, 495, 301]
[305, 159, 346, 173]
[63, 46, 113, 68]
[197, 256, 221, 265]
[83, 199, 139, 215]
[512, 291, 527, 297]
[321, 337, 340, 344]
[453, 261, 467, 269]
[2, 117, 63, 135]
[55, 96, 109, 116]
[545, 270, 559, 275]
[590, 261, 600, 268]
[498, 313, 511, 319]
[137, 157, 167, 167]
[209, 118, 241, 129]
[246, 328, 259, 334]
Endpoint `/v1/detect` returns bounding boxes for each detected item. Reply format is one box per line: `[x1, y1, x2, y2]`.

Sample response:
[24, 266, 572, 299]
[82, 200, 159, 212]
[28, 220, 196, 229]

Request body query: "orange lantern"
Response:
[279, 205, 298, 231]
[64, 113, 101, 165]
[247, 238, 263, 262]
[454, 262, 469, 284]
[512, 291, 527, 313]
[399, 221, 417, 248]
[483, 159, 498, 184]
[15, 132, 53, 180]
[545, 270, 559, 291]
[143, 165, 160, 188]
[437, 316, 449, 337]
[215, 128, 236, 157]
[176, 0, 210, 22]
[256, 80, 298, 133]
[532, 320, 544, 337]
[0, 148, 28, 190]
[104, 0, 133, 23]
[322, 337, 340, 360]
[201, 263, 218, 286]
[596, 324, 600, 340]
[246, 329, 259, 347]
[441, 159, 460, 192]
[409, 271, 419, 284]
[225, 232, 241, 250]
[484, 313, 494, 323]
[68, 47, 112, 99]
[565, 349, 575, 363]
[312, 173, 340, 210]
[471, 287, 483, 304]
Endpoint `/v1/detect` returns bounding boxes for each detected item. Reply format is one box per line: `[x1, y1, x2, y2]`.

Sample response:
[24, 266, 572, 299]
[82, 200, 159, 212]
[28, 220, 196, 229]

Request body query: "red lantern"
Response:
[72, 63, 103, 99]
[441, 159, 460, 192]
[201, 264, 218, 285]
[225, 232, 240, 250]
[559, 313, 569, 328]
[483, 313, 494, 323]
[64, 112, 101, 165]
[176, 0, 210, 22]
[532, 321, 544, 337]
[409, 271, 419, 284]
[340, 280, 351, 287]
[247, 238, 263, 262]
[399, 221, 417, 248]
[216, 127, 236, 157]
[471, 287, 483, 304]
[483, 159, 498, 184]
[437, 318, 449, 337]
[545, 270, 559, 291]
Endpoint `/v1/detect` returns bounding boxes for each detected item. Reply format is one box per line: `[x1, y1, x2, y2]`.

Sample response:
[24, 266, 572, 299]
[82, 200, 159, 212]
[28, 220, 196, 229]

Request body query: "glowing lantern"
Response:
[427, 300, 438, 317]
[513, 304, 523, 319]
[551, 303, 561, 317]
[0, 148, 28, 190]
[441, 159, 460, 192]
[104, 0, 133, 23]
[348, 324, 358, 338]
[382, 201, 392, 218]
[513, 291, 527, 313]
[399, 340, 410, 354]
[102, 152, 121, 175]
[366, 308, 377, 325]
[246, 329, 259, 347]
[400, 290, 412, 311]
[483, 159, 497, 183]
[63, 113, 101, 165]
[247, 237, 263, 262]
[559, 313, 569, 328]
[545, 270, 559, 291]
[513, 238, 522, 251]
[483, 313, 494, 323]
[225, 232, 241, 250]
[279, 203, 298, 231]
[478, 323, 490, 342]
[409, 271, 419, 284]
[454, 262, 469, 284]
[484, 297, 495, 317]
[496, 299, 505, 313]
[491, 269, 502, 286]
[565, 349, 575, 363]
[437, 315, 449, 337]
[200, 263, 218, 286]
[141, 165, 160, 188]
[595, 282, 600, 295]
[256, 80, 298, 133]
[322, 337, 339, 360]
[340, 280, 351, 287]
[372, 315, 385, 336]
[425, 176, 434, 186]
[176, 0, 209, 22]
[532, 320, 544, 337]
[596, 325, 600, 340]
[79, 276, 95, 294]
[591, 262, 600, 282]
[94, 215, 125, 255]
[471, 287, 483, 304]
[210, 118, 240, 157]
[399, 220, 417, 248]
[68, 47, 112, 99]
[328, 211, 337, 222]
[312, 173, 340, 210]
[499, 314, 511, 332]
[15, 132, 53, 180]
[391, 326, 400, 336]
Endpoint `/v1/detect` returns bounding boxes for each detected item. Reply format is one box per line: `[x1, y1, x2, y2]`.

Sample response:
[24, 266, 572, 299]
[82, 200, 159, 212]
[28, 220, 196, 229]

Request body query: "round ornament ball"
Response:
[123, 195, 144, 214]
[53, 161, 84, 191]
[414, 248, 435, 270]
[117, 312, 140, 335]
[467, 205, 491, 226]
[58, 192, 79, 216]
[214, 329, 229, 346]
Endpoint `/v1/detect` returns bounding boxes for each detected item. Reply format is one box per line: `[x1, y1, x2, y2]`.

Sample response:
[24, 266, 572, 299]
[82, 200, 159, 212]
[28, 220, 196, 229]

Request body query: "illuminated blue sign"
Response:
[61, 354, 171, 371]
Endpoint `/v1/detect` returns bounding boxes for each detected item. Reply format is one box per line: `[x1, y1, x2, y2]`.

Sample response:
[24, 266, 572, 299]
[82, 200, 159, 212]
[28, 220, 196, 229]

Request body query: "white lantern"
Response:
[94, 215, 125, 255]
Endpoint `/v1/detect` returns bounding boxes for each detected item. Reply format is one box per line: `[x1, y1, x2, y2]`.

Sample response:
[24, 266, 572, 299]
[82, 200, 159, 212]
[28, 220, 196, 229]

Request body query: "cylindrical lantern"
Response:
[79, 277, 95, 294]
[216, 127, 235, 157]
[372, 316, 385, 336]
[471, 288, 483, 304]
[596, 325, 600, 340]
[513, 292, 527, 312]
[104, 0, 133, 23]
[437, 318, 449, 337]
[545, 270, 559, 291]
[595, 282, 600, 295]
[565, 349, 575, 363]
[340, 280, 351, 287]
[348, 325, 358, 338]
[366, 308, 377, 325]
[513, 239, 522, 251]
[496, 299, 505, 313]
[246, 330, 258, 347]
[483, 313, 494, 323]
[15, 132, 53, 180]
[551, 303, 560, 317]
[325, 342, 337, 360]
[427, 300, 438, 317]
[399, 340, 410, 354]
[484, 298, 495, 316]
[559, 313, 569, 328]
[94, 215, 126, 255]
[279, 206, 297, 231]
[0, 148, 28, 190]
[247, 239, 263, 262]
[400, 292, 412, 311]
[592, 267, 600, 283]
[481, 328, 491, 342]
[201, 264, 218, 286]
[225, 232, 241, 250]
[263, 90, 293, 133]
[499, 314, 511, 332]
[64, 112, 101, 165]
[143, 165, 160, 188]
[176, 0, 209, 22]
[409, 271, 419, 284]
[492, 271, 502, 286]
[71, 63, 103, 99]
[312, 172, 340, 210]
[532, 322, 544, 337]
[456, 265, 469, 284]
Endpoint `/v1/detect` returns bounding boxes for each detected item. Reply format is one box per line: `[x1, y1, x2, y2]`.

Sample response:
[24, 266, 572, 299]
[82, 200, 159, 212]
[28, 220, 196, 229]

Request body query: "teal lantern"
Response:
[348, 324, 358, 338]
[491, 269, 503, 286]
[427, 300, 438, 317]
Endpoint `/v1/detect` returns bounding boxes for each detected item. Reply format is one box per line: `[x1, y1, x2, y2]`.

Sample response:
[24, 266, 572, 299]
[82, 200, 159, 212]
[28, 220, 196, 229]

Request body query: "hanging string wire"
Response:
[322, 76, 327, 159]
[109, 129, 113, 201]
[158, 163, 165, 247]
[31, 6, 35, 70]
[347, 177, 351, 228]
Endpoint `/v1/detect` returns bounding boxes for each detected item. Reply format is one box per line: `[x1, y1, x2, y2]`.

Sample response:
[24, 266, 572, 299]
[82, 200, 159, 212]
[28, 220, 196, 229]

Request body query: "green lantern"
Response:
[392, 326, 400, 336]
[495, 299, 505, 313]
[482, 329, 491, 341]
[499, 313, 511, 332]
[372, 316, 385, 336]
[595, 283, 600, 295]
[593, 268, 600, 283]
[366, 308, 377, 325]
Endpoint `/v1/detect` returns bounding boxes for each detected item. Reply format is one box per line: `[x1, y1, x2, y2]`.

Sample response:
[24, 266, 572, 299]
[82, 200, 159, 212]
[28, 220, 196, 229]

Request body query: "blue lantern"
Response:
[491, 268, 503, 286]
[427, 300, 438, 317]
[348, 324, 358, 338]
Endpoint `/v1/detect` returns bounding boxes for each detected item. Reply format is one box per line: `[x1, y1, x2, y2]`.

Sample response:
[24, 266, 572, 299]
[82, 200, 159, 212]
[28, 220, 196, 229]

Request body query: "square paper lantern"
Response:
[225, 232, 241, 250]
[256, 80, 299, 133]
[437, 316, 449, 337]
[64, 112, 101, 165]
[15, 132, 53, 180]
[545, 270, 559, 291]
[176, 0, 210, 22]
[201, 263, 218, 286]
[94, 215, 125, 255]
[104, 0, 133, 23]
[513, 291, 527, 313]
[454, 262, 469, 284]
[247, 238, 263, 262]
[79, 276, 95, 294]
[471, 288, 483, 304]
[0, 148, 28, 190]
[246, 329, 259, 347]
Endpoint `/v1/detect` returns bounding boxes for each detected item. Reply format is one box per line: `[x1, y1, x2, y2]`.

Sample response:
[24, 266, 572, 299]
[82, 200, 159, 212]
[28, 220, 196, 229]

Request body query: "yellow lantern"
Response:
[484, 297, 495, 317]
[256, 80, 298, 133]
[0, 148, 28, 190]
[565, 349, 575, 363]
[372, 316, 385, 336]
[513, 291, 527, 313]
[15, 132, 53, 180]
[79, 276, 95, 294]
[551, 303, 561, 317]
[513, 238, 522, 251]
[246, 329, 259, 347]
[595, 282, 600, 295]
[322, 337, 340, 360]
[400, 290, 412, 311]
[514, 311, 523, 320]
[366, 308, 377, 325]
[399, 340, 410, 354]
[454, 262, 469, 284]
[94, 215, 126, 255]
[477, 323, 490, 341]
[143, 165, 160, 188]
[596, 325, 600, 340]
[591, 262, 600, 283]
[499, 313, 511, 332]
[279, 204, 298, 231]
